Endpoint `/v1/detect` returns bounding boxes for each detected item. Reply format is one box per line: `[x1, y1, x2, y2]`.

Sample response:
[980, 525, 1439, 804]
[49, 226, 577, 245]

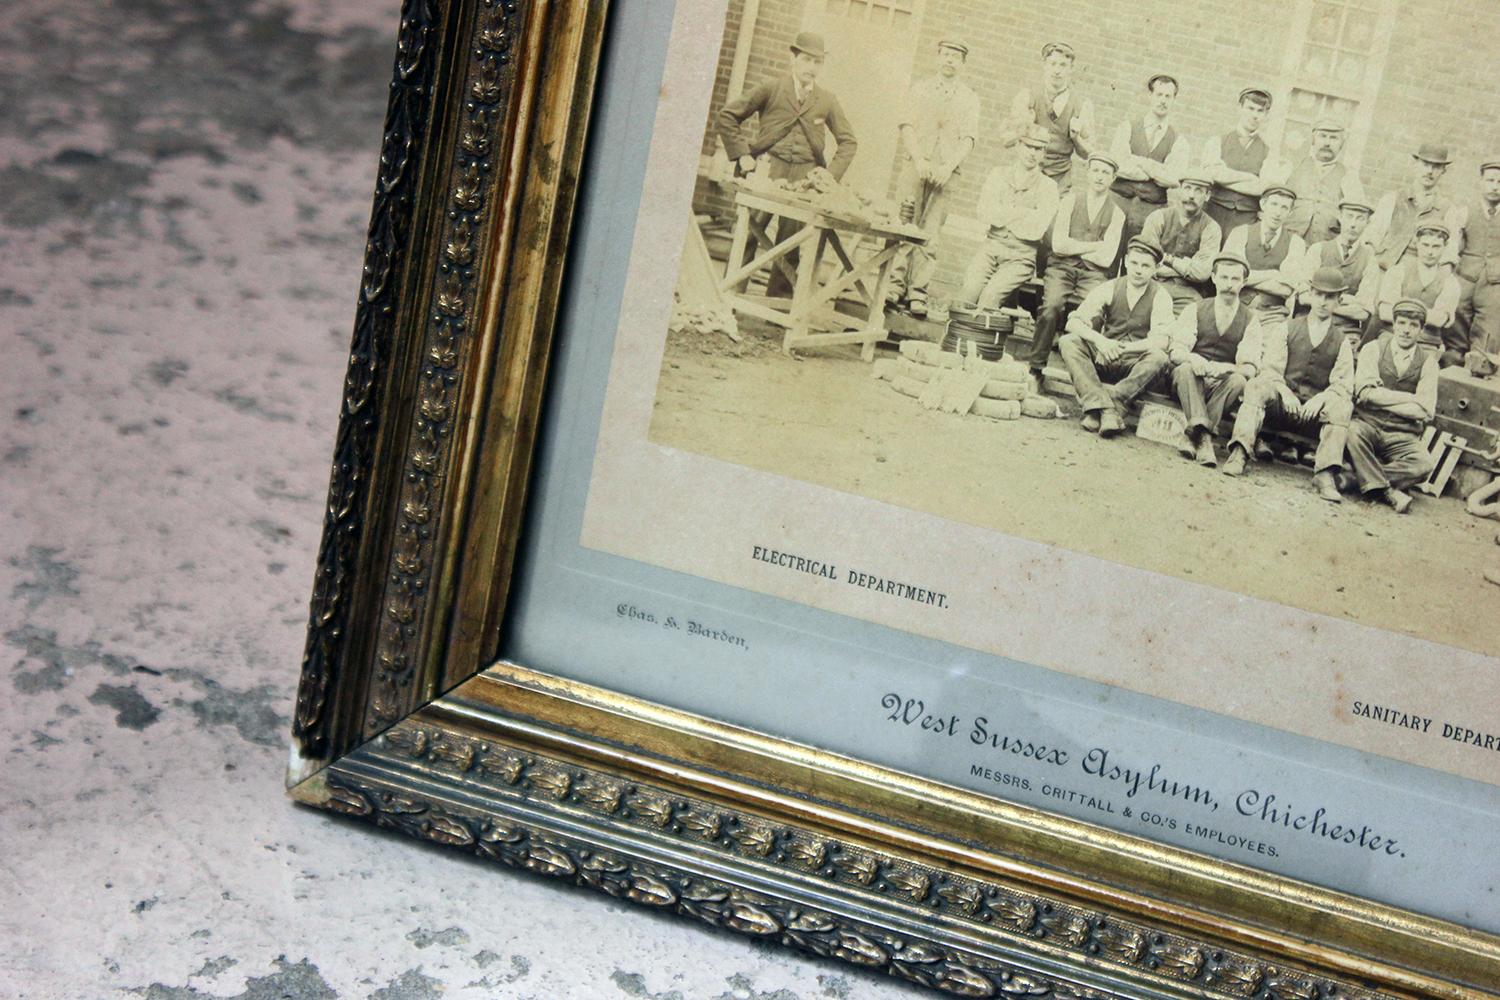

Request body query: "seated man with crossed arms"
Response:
[1056, 236, 1175, 437]
[1346, 298, 1440, 514]
[1222, 266, 1354, 502]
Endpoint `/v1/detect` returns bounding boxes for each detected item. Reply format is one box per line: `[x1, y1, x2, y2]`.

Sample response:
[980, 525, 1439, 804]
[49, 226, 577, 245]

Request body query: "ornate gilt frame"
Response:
[286, 2, 1500, 996]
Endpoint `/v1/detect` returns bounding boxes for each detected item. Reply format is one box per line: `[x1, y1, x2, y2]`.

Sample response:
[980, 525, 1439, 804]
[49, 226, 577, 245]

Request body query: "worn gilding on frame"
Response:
[288, 2, 1500, 996]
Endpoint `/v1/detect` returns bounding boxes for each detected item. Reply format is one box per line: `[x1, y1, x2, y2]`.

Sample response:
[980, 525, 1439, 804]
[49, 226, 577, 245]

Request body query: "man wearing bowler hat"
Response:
[956, 125, 1059, 312]
[1007, 41, 1096, 195]
[717, 31, 858, 298]
[1346, 299, 1440, 514]
[1454, 158, 1500, 375]
[1282, 118, 1365, 245]
[1296, 198, 1379, 345]
[1223, 266, 1354, 500]
[1140, 171, 1222, 315]
[1057, 236, 1175, 437]
[1029, 152, 1126, 395]
[1374, 221, 1461, 363]
[1109, 73, 1190, 243]
[887, 38, 980, 318]
[1202, 87, 1275, 238]
[1367, 142, 1462, 273]
[1167, 251, 1267, 466]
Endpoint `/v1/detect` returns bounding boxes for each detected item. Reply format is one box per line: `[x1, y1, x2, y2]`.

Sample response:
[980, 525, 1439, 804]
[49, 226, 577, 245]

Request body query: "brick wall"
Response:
[696, 0, 1500, 296]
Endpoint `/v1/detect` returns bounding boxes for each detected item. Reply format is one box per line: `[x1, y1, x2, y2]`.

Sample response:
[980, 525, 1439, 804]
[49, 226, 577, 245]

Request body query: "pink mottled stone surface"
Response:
[0, 2, 922, 996]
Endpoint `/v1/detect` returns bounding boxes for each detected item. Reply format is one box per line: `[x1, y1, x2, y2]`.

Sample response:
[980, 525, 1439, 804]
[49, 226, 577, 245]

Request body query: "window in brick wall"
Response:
[1278, 0, 1397, 167]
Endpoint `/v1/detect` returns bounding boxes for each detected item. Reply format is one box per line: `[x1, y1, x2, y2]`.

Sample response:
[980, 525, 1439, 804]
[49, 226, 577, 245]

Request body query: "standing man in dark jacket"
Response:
[718, 32, 858, 299]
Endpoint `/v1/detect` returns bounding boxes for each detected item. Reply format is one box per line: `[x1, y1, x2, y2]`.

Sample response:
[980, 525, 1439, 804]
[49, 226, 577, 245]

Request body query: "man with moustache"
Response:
[1453, 159, 1500, 375]
[887, 39, 980, 318]
[1346, 299, 1440, 514]
[1109, 73, 1190, 242]
[1202, 87, 1275, 238]
[1282, 119, 1365, 244]
[1167, 252, 1268, 466]
[1366, 143, 1462, 273]
[718, 32, 858, 299]
[956, 126, 1059, 311]
[1375, 222, 1462, 364]
[1008, 41, 1096, 194]
[1297, 199, 1379, 344]
[1029, 152, 1126, 395]
[1057, 237, 1176, 438]
[1221, 185, 1307, 335]
[1140, 172, 1222, 314]
[1222, 266, 1354, 501]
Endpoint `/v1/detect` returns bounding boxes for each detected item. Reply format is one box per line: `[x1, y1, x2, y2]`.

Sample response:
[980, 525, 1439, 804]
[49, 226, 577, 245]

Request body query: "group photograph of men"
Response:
[648, 0, 1500, 657]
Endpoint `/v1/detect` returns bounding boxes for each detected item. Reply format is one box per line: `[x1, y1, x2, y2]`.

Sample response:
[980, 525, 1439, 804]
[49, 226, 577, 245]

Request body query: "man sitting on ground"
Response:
[1166, 252, 1267, 466]
[1346, 299, 1440, 514]
[1057, 236, 1175, 437]
[1222, 266, 1354, 501]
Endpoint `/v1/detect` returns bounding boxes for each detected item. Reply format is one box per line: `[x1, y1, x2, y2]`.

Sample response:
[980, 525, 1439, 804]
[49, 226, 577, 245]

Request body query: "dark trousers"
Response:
[1346, 416, 1434, 493]
[748, 158, 814, 299]
[1171, 364, 1247, 436]
[1457, 272, 1500, 365]
[1031, 259, 1109, 372]
[1057, 335, 1168, 414]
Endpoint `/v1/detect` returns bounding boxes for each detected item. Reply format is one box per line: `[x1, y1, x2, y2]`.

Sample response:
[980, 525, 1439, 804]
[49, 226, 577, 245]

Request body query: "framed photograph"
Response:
[288, 1, 1500, 995]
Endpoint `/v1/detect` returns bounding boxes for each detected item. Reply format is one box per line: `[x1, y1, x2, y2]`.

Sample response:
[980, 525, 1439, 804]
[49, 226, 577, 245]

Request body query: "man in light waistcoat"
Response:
[956, 126, 1059, 311]
[887, 39, 980, 318]
[1282, 118, 1364, 245]
[1366, 143, 1461, 274]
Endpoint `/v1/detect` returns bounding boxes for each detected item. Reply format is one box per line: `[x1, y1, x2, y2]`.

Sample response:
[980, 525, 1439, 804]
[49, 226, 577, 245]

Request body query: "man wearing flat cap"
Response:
[1202, 87, 1275, 238]
[1375, 221, 1461, 364]
[1367, 143, 1462, 273]
[1058, 236, 1175, 437]
[1109, 73, 1190, 244]
[1346, 298, 1440, 514]
[717, 31, 858, 298]
[1167, 251, 1268, 466]
[1007, 41, 1096, 195]
[1453, 159, 1500, 375]
[1281, 118, 1366, 245]
[1029, 152, 1126, 394]
[1140, 171, 1222, 315]
[887, 39, 980, 318]
[1223, 266, 1355, 500]
[1297, 199, 1379, 345]
[1222, 185, 1307, 336]
[956, 125, 1060, 312]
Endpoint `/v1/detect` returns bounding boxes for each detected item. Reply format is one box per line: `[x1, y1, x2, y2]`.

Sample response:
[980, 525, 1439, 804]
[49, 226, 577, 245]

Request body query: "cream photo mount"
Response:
[284, 1, 1500, 996]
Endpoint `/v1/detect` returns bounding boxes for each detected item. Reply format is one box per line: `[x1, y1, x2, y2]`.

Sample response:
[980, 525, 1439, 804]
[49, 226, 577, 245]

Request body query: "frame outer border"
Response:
[289, 2, 1500, 997]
